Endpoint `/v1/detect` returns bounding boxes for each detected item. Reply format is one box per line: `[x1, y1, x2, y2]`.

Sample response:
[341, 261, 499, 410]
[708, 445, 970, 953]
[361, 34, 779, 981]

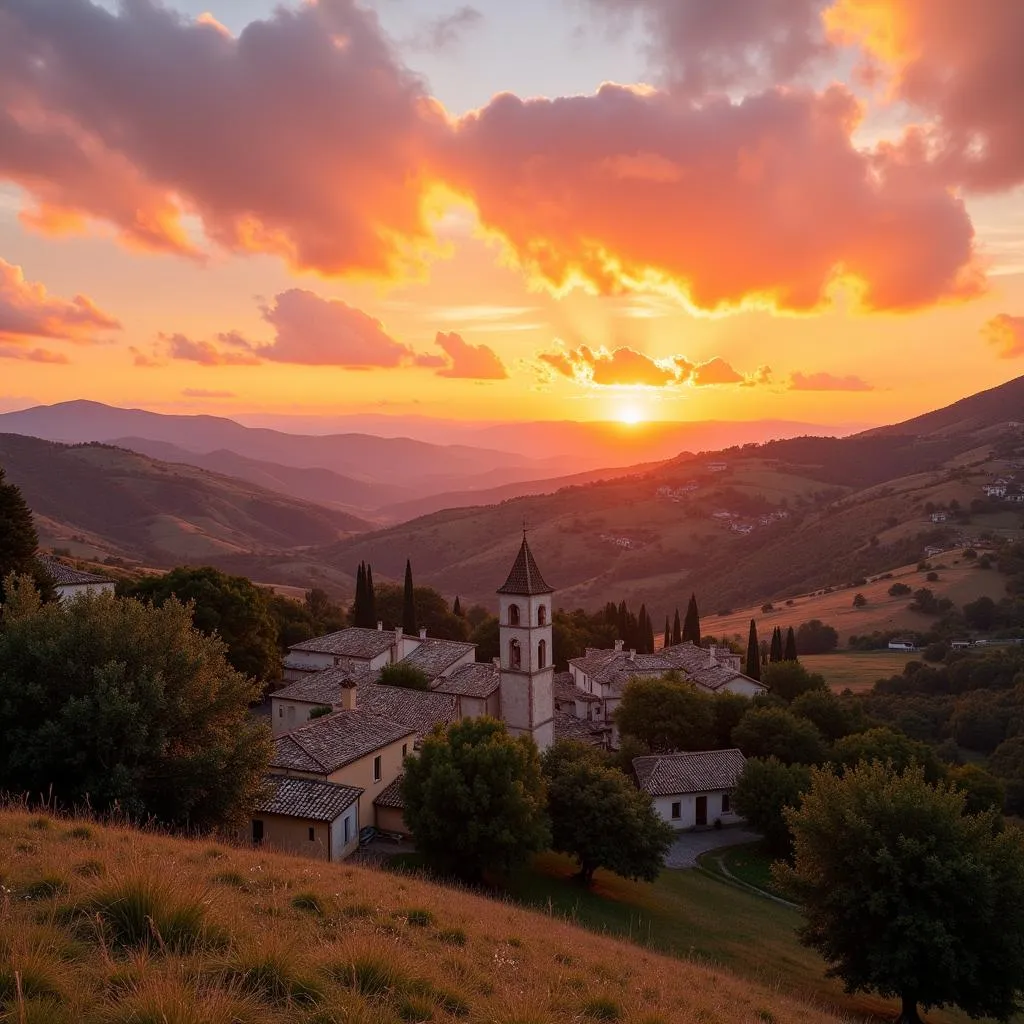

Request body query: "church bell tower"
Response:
[497, 533, 555, 751]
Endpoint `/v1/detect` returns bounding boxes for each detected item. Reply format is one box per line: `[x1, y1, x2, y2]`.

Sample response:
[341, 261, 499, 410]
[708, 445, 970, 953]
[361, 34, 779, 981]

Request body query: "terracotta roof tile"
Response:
[401, 639, 475, 679]
[39, 557, 113, 587]
[433, 662, 500, 699]
[497, 536, 553, 595]
[289, 627, 397, 659]
[257, 775, 361, 821]
[633, 749, 746, 796]
[374, 775, 405, 809]
[270, 710, 415, 774]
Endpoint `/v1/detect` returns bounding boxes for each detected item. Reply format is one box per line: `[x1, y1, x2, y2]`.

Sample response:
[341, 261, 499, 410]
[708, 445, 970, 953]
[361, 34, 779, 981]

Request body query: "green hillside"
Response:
[0, 434, 370, 567]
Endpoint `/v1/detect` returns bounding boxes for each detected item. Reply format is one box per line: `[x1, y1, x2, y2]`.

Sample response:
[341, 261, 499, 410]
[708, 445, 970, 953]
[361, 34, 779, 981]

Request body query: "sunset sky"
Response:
[1, 0, 1023, 428]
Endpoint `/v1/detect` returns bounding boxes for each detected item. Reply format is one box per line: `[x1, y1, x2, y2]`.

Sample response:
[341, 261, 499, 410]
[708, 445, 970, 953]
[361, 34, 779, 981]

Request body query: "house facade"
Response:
[634, 749, 746, 830]
[39, 557, 116, 601]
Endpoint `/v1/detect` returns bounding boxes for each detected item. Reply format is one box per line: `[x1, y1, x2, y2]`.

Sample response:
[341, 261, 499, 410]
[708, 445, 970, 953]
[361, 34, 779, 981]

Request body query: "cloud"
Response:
[789, 370, 874, 391]
[429, 331, 508, 379]
[259, 290, 412, 368]
[982, 314, 1024, 359]
[181, 388, 236, 398]
[411, 7, 483, 52]
[0, 259, 120, 344]
[0, 0, 443, 275]
[164, 333, 261, 367]
[826, 0, 1024, 191]
[690, 357, 744, 386]
[588, 0, 830, 96]
[129, 345, 163, 367]
[444, 85, 983, 313]
[0, 345, 70, 364]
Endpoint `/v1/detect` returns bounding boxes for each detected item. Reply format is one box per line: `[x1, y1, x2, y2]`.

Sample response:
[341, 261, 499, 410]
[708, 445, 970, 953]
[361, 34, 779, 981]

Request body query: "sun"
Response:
[617, 404, 645, 426]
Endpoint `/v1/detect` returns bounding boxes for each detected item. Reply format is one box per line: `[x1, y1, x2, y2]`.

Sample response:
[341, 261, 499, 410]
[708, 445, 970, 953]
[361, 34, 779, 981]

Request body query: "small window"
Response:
[308, 826, 315, 842]
[538, 638, 547, 670]
[343, 815, 350, 844]
[509, 638, 521, 670]
[508, 604, 520, 626]
[402, 743, 408, 757]
[671, 802, 681, 820]
[278, 706, 283, 718]
[373, 755, 382, 782]
[721, 793, 731, 814]
[251, 819, 264, 844]
[538, 604, 547, 626]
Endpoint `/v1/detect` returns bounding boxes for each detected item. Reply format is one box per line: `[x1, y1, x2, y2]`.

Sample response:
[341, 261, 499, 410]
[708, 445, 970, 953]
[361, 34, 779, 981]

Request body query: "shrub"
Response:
[888, 583, 912, 597]
[852, 593, 867, 608]
[227, 942, 323, 1005]
[795, 619, 839, 654]
[403, 908, 434, 927]
[926, 571, 940, 582]
[379, 662, 431, 691]
[435, 927, 467, 946]
[24, 875, 68, 900]
[291, 892, 325, 914]
[583, 995, 623, 1021]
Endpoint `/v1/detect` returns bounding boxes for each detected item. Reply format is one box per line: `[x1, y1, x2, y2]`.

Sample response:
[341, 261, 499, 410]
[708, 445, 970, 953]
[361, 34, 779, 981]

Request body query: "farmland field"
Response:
[801, 651, 911, 692]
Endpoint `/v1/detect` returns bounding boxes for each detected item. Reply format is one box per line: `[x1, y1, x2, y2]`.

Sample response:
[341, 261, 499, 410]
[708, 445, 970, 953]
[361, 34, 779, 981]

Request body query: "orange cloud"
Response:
[826, 0, 1024, 191]
[691, 358, 743, 386]
[0, 345, 70, 364]
[0, 0, 442, 275]
[164, 333, 261, 367]
[433, 331, 508, 379]
[982, 315, 1024, 360]
[789, 370, 874, 391]
[0, 259, 120, 344]
[446, 85, 982, 312]
[182, 388, 236, 399]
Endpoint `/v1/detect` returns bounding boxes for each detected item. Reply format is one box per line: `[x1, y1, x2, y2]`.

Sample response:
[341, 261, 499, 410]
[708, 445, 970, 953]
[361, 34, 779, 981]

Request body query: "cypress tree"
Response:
[617, 600, 629, 643]
[784, 626, 798, 662]
[682, 593, 701, 646]
[453, 595, 463, 618]
[402, 559, 417, 635]
[672, 607, 681, 646]
[664, 617, 671, 651]
[647, 615, 655, 656]
[745, 619, 761, 681]
[638, 604, 649, 654]
[366, 564, 377, 627]
[770, 626, 784, 663]
[353, 563, 366, 626]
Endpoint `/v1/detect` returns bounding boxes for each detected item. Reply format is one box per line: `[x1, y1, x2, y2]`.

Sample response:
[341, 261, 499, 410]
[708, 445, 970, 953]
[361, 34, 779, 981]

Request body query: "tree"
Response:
[780, 762, 1024, 1024]
[948, 763, 1005, 815]
[0, 583, 270, 828]
[470, 614, 499, 662]
[733, 757, 811, 857]
[401, 717, 549, 881]
[711, 691, 751, 748]
[791, 688, 857, 743]
[378, 662, 430, 691]
[831, 727, 943, 782]
[353, 562, 367, 626]
[762, 660, 827, 702]
[682, 593, 701, 645]
[402, 559, 417, 635]
[672, 607, 681, 646]
[795, 619, 839, 654]
[731, 707, 827, 765]
[663, 616, 670, 652]
[783, 626, 798, 662]
[119, 566, 279, 682]
[888, 582, 912, 596]
[453, 595, 463, 618]
[372, 583, 469, 642]
[615, 673, 715, 753]
[365, 564, 376, 626]
[964, 595, 997, 632]
[543, 741, 673, 885]
[0, 469, 54, 601]
[769, 626, 784, 663]
[745, 620, 761, 681]
[990, 736, 1024, 814]
[852, 592, 867, 608]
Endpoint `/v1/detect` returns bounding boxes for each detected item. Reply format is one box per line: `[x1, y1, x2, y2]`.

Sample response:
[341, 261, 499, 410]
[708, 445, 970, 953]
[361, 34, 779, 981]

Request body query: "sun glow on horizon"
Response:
[617, 403, 645, 426]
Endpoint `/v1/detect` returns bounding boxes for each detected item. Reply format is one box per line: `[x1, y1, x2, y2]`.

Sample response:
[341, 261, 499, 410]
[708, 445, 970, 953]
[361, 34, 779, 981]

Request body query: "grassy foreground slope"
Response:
[0, 810, 844, 1024]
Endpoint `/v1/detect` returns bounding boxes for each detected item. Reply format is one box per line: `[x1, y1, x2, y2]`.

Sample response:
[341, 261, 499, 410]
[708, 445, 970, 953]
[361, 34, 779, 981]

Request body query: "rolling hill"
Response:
[0, 433, 371, 565]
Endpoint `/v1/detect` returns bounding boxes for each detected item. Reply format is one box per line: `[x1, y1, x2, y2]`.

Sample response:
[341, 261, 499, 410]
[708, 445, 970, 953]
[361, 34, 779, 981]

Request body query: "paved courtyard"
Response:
[663, 827, 761, 869]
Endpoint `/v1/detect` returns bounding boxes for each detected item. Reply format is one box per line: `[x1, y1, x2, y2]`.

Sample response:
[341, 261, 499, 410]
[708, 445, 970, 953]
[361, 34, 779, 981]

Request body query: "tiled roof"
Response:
[374, 775, 405, 809]
[256, 775, 361, 821]
[401, 639, 475, 679]
[273, 667, 367, 705]
[554, 671, 600, 704]
[270, 709, 415, 775]
[497, 536, 553, 596]
[433, 662, 500, 699]
[568, 643, 763, 695]
[633, 749, 746, 797]
[38, 557, 112, 587]
[360, 681, 457, 736]
[553, 710, 609, 747]
[289, 627, 397, 659]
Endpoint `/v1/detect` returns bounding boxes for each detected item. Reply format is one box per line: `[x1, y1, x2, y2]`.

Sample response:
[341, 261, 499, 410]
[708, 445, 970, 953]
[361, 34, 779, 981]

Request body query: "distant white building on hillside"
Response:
[38, 557, 116, 601]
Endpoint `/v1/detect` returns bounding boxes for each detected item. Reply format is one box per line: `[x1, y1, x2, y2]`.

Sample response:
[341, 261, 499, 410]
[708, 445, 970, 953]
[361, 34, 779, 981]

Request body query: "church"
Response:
[251, 534, 759, 861]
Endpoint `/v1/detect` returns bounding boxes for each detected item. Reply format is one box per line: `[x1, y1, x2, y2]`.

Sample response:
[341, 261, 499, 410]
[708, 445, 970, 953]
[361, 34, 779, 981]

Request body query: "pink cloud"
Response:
[982, 314, 1024, 359]
[589, 0, 830, 96]
[789, 370, 874, 391]
[163, 333, 260, 367]
[0, 345, 71, 364]
[433, 331, 508, 379]
[444, 85, 983, 313]
[0, 259, 120, 344]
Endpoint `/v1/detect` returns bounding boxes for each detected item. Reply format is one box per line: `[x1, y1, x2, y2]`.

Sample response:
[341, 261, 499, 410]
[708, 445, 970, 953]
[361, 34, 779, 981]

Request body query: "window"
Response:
[508, 604, 520, 626]
[251, 819, 264, 844]
[308, 826, 315, 842]
[402, 743, 407, 758]
[373, 755, 382, 782]
[538, 604, 547, 626]
[343, 815, 350, 844]
[278, 706, 283, 718]
[509, 638, 521, 670]
[671, 802, 681, 820]
[538, 638, 547, 670]
[721, 793, 731, 814]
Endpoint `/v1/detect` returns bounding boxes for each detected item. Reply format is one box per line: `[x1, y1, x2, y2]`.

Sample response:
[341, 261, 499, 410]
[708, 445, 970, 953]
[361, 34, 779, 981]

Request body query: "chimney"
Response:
[708, 645, 718, 666]
[340, 676, 357, 711]
[394, 625, 403, 658]
[614, 639, 624, 653]
[419, 627, 427, 640]
[377, 621, 383, 631]
[628, 649, 636, 662]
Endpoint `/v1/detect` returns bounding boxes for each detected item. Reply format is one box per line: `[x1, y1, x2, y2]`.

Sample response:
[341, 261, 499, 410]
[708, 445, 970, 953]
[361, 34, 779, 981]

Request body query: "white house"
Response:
[888, 638, 918, 651]
[984, 484, 1008, 498]
[39, 557, 116, 601]
[633, 749, 746, 830]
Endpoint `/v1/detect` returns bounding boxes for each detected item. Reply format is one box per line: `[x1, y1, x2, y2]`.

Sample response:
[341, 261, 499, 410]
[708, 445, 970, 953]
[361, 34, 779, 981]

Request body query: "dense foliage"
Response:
[615, 673, 715, 752]
[0, 467, 54, 601]
[733, 757, 811, 856]
[119, 566, 280, 682]
[378, 662, 431, 691]
[542, 741, 673, 885]
[731, 707, 827, 766]
[0, 580, 270, 828]
[402, 717, 549, 881]
[781, 763, 1024, 1024]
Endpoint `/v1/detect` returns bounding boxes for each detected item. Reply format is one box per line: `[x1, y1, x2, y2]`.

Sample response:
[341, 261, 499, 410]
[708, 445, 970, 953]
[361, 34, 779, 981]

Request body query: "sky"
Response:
[1, 0, 1023, 428]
